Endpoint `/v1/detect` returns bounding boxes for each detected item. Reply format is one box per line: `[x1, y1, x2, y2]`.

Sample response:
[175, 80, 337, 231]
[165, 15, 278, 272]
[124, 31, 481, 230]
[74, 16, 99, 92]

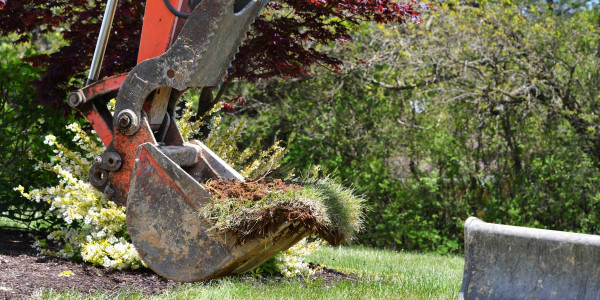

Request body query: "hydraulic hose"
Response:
[163, 0, 203, 19]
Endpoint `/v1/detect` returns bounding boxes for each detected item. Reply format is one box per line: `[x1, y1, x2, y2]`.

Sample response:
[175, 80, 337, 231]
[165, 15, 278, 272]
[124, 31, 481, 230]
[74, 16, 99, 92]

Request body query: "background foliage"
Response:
[0, 0, 426, 109]
[3, 0, 600, 255]
[0, 0, 425, 230]
[222, 0, 600, 252]
[0, 34, 75, 230]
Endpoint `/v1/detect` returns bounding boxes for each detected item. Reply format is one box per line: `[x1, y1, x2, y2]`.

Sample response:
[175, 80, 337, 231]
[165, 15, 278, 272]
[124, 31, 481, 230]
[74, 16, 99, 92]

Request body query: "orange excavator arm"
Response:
[65, 0, 307, 282]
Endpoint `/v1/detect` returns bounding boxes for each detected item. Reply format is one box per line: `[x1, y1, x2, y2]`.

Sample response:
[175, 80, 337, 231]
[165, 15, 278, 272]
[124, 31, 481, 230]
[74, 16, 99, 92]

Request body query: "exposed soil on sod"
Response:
[204, 178, 299, 201]
[205, 179, 346, 246]
[0, 229, 354, 299]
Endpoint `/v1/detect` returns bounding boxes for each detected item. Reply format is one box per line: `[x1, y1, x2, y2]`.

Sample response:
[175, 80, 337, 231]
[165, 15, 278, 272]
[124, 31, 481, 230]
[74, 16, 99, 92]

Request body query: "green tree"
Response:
[223, 1, 600, 252]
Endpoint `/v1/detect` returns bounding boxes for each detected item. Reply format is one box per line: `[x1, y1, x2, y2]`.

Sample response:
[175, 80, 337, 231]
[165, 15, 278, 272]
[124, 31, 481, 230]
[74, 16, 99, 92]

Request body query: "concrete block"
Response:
[460, 217, 600, 300]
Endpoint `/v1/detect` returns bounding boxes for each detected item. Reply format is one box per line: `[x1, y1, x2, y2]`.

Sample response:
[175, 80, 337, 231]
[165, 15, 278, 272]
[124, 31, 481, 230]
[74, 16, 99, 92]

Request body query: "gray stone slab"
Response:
[459, 217, 600, 300]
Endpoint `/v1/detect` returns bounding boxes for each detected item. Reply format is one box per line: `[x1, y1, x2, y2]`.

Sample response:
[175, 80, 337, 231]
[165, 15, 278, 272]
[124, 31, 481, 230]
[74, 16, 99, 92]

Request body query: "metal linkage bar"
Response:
[87, 0, 119, 85]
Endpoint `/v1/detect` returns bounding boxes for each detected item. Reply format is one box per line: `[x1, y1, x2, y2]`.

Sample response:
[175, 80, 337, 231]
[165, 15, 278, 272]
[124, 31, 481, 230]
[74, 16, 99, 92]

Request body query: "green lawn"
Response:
[42, 246, 464, 300]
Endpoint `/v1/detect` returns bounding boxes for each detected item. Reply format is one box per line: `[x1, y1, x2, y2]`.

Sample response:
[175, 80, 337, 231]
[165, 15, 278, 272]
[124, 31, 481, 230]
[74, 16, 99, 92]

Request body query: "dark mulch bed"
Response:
[309, 263, 356, 285]
[0, 230, 178, 299]
[0, 229, 353, 299]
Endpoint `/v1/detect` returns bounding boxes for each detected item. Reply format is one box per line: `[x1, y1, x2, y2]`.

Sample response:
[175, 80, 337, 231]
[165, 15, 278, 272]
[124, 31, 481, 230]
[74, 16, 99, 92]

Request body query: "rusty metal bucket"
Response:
[127, 142, 308, 282]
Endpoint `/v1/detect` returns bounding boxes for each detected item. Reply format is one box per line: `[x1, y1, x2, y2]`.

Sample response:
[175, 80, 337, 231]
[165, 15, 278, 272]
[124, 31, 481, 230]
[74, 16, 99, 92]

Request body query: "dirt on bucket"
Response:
[204, 178, 299, 202]
[203, 179, 345, 246]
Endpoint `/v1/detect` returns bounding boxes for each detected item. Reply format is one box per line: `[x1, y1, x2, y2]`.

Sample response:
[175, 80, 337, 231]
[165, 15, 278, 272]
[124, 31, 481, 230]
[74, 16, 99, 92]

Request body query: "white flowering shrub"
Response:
[178, 99, 287, 180]
[16, 123, 144, 270]
[273, 238, 322, 278]
[15, 98, 318, 275]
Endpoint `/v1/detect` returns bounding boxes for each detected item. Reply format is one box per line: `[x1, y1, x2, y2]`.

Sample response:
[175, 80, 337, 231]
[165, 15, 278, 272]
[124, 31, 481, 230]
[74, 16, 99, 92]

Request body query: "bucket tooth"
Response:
[127, 143, 307, 281]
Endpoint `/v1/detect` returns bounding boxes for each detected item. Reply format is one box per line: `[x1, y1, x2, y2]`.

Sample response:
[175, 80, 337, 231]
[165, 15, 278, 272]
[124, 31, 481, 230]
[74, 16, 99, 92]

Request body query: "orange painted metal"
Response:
[171, 0, 191, 45]
[79, 0, 188, 160]
[108, 119, 157, 205]
[72, 0, 190, 205]
[137, 0, 187, 136]
[80, 73, 128, 104]
[127, 142, 308, 282]
[84, 106, 114, 146]
[76, 73, 129, 146]
[137, 0, 186, 64]
[74, 74, 129, 147]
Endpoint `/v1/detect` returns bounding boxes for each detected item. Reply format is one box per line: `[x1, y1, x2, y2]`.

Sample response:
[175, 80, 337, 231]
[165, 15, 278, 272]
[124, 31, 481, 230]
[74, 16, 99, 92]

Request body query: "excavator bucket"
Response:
[459, 217, 600, 300]
[68, 0, 315, 281]
[127, 142, 308, 281]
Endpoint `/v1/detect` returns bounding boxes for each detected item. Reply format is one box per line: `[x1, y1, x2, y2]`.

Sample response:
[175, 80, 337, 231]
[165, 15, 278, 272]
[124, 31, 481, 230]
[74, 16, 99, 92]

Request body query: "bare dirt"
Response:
[0, 229, 353, 299]
[204, 178, 298, 201]
[205, 179, 345, 246]
[0, 230, 178, 299]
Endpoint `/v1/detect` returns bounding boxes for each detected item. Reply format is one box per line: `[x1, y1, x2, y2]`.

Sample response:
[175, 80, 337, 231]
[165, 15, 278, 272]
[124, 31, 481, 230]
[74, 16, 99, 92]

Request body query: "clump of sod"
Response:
[202, 178, 364, 246]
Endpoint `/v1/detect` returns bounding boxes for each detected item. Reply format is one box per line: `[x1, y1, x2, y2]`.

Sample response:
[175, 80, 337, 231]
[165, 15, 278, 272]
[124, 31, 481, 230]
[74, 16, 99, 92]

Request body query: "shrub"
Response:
[16, 98, 363, 275]
[254, 238, 323, 278]
[0, 34, 74, 231]
[15, 122, 142, 270]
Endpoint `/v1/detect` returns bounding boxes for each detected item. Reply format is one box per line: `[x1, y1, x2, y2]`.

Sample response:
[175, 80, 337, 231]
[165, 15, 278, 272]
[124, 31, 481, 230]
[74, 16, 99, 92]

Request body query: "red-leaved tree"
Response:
[0, 0, 430, 110]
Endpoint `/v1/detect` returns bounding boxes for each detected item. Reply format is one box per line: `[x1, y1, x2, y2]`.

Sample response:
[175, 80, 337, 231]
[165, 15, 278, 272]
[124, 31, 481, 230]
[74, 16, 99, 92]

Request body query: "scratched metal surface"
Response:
[127, 143, 307, 282]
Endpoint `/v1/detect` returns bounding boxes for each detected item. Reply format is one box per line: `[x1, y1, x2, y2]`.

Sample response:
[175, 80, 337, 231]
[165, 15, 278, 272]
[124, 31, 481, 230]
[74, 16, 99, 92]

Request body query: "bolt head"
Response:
[115, 109, 139, 135]
[104, 186, 114, 199]
[118, 114, 131, 128]
[67, 91, 84, 108]
[105, 152, 122, 171]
